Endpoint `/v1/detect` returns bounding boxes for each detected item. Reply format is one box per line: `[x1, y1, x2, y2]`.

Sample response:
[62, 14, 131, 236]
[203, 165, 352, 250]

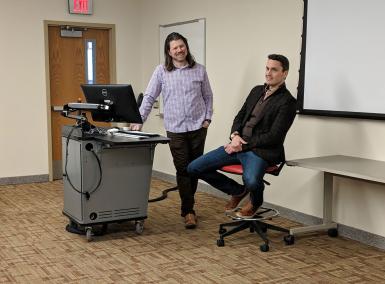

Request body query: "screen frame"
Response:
[297, 0, 385, 121]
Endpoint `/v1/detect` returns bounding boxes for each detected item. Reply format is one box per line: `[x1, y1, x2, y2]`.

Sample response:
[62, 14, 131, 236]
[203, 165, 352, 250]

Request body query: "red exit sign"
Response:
[68, 0, 93, 15]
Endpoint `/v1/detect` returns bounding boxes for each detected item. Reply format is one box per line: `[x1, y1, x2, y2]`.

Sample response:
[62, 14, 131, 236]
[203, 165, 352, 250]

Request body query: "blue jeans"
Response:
[187, 146, 268, 207]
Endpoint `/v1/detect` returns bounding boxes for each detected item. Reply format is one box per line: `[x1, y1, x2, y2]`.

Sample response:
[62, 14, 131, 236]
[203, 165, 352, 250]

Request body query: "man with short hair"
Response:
[131, 33, 213, 228]
[188, 54, 296, 218]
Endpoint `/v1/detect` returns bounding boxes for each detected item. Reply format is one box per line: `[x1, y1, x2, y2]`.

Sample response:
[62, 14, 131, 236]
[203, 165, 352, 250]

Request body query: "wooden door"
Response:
[49, 26, 111, 179]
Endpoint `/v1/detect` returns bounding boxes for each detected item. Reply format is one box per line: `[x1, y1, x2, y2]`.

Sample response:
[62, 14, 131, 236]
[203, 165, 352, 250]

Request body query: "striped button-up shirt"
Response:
[139, 63, 213, 133]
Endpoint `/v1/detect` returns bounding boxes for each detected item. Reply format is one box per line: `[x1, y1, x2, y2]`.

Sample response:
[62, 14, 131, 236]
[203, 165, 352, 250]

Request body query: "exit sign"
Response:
[68, 0, 93, 15]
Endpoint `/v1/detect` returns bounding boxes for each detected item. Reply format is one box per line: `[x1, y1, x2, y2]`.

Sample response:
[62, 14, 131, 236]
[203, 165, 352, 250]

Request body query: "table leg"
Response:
[289, 172, 337, 235]
[323, 172, 333, 224]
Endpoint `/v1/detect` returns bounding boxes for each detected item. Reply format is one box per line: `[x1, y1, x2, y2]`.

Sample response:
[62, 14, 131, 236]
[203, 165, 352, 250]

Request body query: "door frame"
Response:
[44, 20, 117, 181]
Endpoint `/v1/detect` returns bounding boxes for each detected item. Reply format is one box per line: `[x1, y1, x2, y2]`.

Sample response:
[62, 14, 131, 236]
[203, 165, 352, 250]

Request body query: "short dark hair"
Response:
[268, 54, 289, 71]
[164, 32, 196, 71]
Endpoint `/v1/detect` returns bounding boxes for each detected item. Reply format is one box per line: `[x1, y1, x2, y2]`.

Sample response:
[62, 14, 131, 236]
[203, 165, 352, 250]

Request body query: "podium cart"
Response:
[62, 125, 169, 241]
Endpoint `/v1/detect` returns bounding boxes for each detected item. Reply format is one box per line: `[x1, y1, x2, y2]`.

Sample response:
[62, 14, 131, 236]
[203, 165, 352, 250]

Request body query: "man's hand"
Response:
[130, 123, 143, 131]
[224, 135, 247, 154]
[202, 119, 211, 128]
[202, 120, 211, 128]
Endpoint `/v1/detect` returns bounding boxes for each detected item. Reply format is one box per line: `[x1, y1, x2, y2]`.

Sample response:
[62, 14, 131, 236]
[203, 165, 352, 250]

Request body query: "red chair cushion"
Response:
[220, 164, 279, 175]
[220, 164, 243, 174]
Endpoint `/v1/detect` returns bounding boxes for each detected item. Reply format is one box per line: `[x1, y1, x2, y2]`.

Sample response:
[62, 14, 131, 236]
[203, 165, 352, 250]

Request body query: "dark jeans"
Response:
[187, 146, 268, 208]
[167, 127, 207, 217]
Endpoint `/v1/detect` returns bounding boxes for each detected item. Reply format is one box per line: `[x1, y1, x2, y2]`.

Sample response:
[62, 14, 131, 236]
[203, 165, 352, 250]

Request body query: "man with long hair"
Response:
[131, 32, 213, 229]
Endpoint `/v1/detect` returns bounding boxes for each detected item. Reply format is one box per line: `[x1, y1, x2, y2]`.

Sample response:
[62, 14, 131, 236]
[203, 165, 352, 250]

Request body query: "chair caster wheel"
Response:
[260, 243, 269, 252]
[261, 225, 267, 233]
[219, 228, 227, 234]
[217, 239, 225, 247]
[249, 227, 255, 233]
[284, 235, 295, 245]
[328, 228, 338, 237]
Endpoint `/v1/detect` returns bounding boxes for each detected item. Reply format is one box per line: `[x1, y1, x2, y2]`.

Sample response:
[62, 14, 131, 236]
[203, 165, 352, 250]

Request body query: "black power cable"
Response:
[84, 147, 103, 199]
[63, 125, 102, 200]
[148, 186, 178, 203]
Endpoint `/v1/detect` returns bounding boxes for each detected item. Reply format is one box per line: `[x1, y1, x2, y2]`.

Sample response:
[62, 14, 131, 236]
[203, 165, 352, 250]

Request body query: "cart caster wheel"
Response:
[284, 235, 295, 245]
[219, 228, 227, 234]
[69, 220, 78, 228]
[328, 228, 338, 237]
[85, 228, 93, 242]
[101, 224, 108, 235]
[135, 221, 144, 234]
[217, 239, 225, 247]
[260, 243, 269, 252]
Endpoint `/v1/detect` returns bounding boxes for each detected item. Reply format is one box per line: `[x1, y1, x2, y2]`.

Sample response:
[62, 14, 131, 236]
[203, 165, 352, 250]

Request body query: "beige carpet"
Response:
[0, 178, 384, 283]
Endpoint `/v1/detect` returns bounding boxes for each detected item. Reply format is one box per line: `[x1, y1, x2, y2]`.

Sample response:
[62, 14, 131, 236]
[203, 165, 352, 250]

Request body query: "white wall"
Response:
[138, 0, 385, 237]
[1, 0, 384, 238]
[138, 0, 303, 175]
[0, 0, 141, 178]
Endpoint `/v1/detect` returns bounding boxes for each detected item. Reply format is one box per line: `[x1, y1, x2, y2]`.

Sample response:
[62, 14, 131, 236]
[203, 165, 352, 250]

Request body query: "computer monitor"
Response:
[81, 84, 143, 123]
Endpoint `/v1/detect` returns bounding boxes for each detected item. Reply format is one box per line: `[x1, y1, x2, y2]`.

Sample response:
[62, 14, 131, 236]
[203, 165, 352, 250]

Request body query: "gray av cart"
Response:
[62, 126, 169, 240]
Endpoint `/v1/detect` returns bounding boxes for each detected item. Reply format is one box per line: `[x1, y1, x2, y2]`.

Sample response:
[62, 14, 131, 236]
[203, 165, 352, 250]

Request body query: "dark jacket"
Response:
[231, 84, 297, 164]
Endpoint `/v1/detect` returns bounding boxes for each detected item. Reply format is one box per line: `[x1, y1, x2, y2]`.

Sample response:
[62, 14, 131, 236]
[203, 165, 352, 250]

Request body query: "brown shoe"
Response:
[225, 190, 249, 212]
[184, 213, 197, 229]
[235, 200, 258, 218]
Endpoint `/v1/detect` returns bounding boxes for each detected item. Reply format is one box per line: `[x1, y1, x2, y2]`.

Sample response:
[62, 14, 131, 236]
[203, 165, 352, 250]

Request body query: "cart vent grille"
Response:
[98, 211, 113, 219]
[97, 208, 140, 219]
[114, 208, 140, 218]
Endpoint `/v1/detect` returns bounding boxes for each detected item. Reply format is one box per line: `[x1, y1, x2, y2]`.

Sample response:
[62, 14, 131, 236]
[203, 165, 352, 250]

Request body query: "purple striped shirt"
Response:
[139, 63, 213, 133]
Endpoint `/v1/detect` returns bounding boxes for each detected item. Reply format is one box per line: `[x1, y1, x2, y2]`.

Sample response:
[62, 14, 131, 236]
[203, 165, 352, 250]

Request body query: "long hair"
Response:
[164, 32, 196, 71]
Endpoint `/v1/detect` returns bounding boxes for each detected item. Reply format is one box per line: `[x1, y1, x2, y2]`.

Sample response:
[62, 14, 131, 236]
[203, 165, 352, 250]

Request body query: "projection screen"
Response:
[297, 0, 385, 120]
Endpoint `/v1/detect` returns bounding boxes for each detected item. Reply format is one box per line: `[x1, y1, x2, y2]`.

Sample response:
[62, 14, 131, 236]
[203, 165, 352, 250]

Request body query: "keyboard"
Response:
[118, 130, 159, 137]
[112, 132, 146, 139]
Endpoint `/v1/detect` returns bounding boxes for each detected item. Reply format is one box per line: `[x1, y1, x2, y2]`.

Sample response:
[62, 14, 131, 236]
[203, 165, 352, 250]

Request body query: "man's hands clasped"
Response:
[224, 135, 247, 154]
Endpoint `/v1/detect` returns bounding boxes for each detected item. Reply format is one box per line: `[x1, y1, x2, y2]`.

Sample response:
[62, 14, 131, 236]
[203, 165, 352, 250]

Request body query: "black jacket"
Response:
[231, 84, 297, 164]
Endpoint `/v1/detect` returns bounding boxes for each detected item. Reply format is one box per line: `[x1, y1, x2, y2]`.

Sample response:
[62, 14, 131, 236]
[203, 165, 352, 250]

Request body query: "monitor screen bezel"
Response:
[81, 84, 143, 124]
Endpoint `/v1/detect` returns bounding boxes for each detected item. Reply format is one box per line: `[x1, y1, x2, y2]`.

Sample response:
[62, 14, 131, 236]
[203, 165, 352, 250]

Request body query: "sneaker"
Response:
[225, 190, 249, 212]
[184, 213, 197, 229]
[235, 200, 258, 218]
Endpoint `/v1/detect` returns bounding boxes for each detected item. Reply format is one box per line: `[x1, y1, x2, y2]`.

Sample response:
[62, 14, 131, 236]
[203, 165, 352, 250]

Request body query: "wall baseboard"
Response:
[152, 170, 385, 250]
[0, 174, 49, 186]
